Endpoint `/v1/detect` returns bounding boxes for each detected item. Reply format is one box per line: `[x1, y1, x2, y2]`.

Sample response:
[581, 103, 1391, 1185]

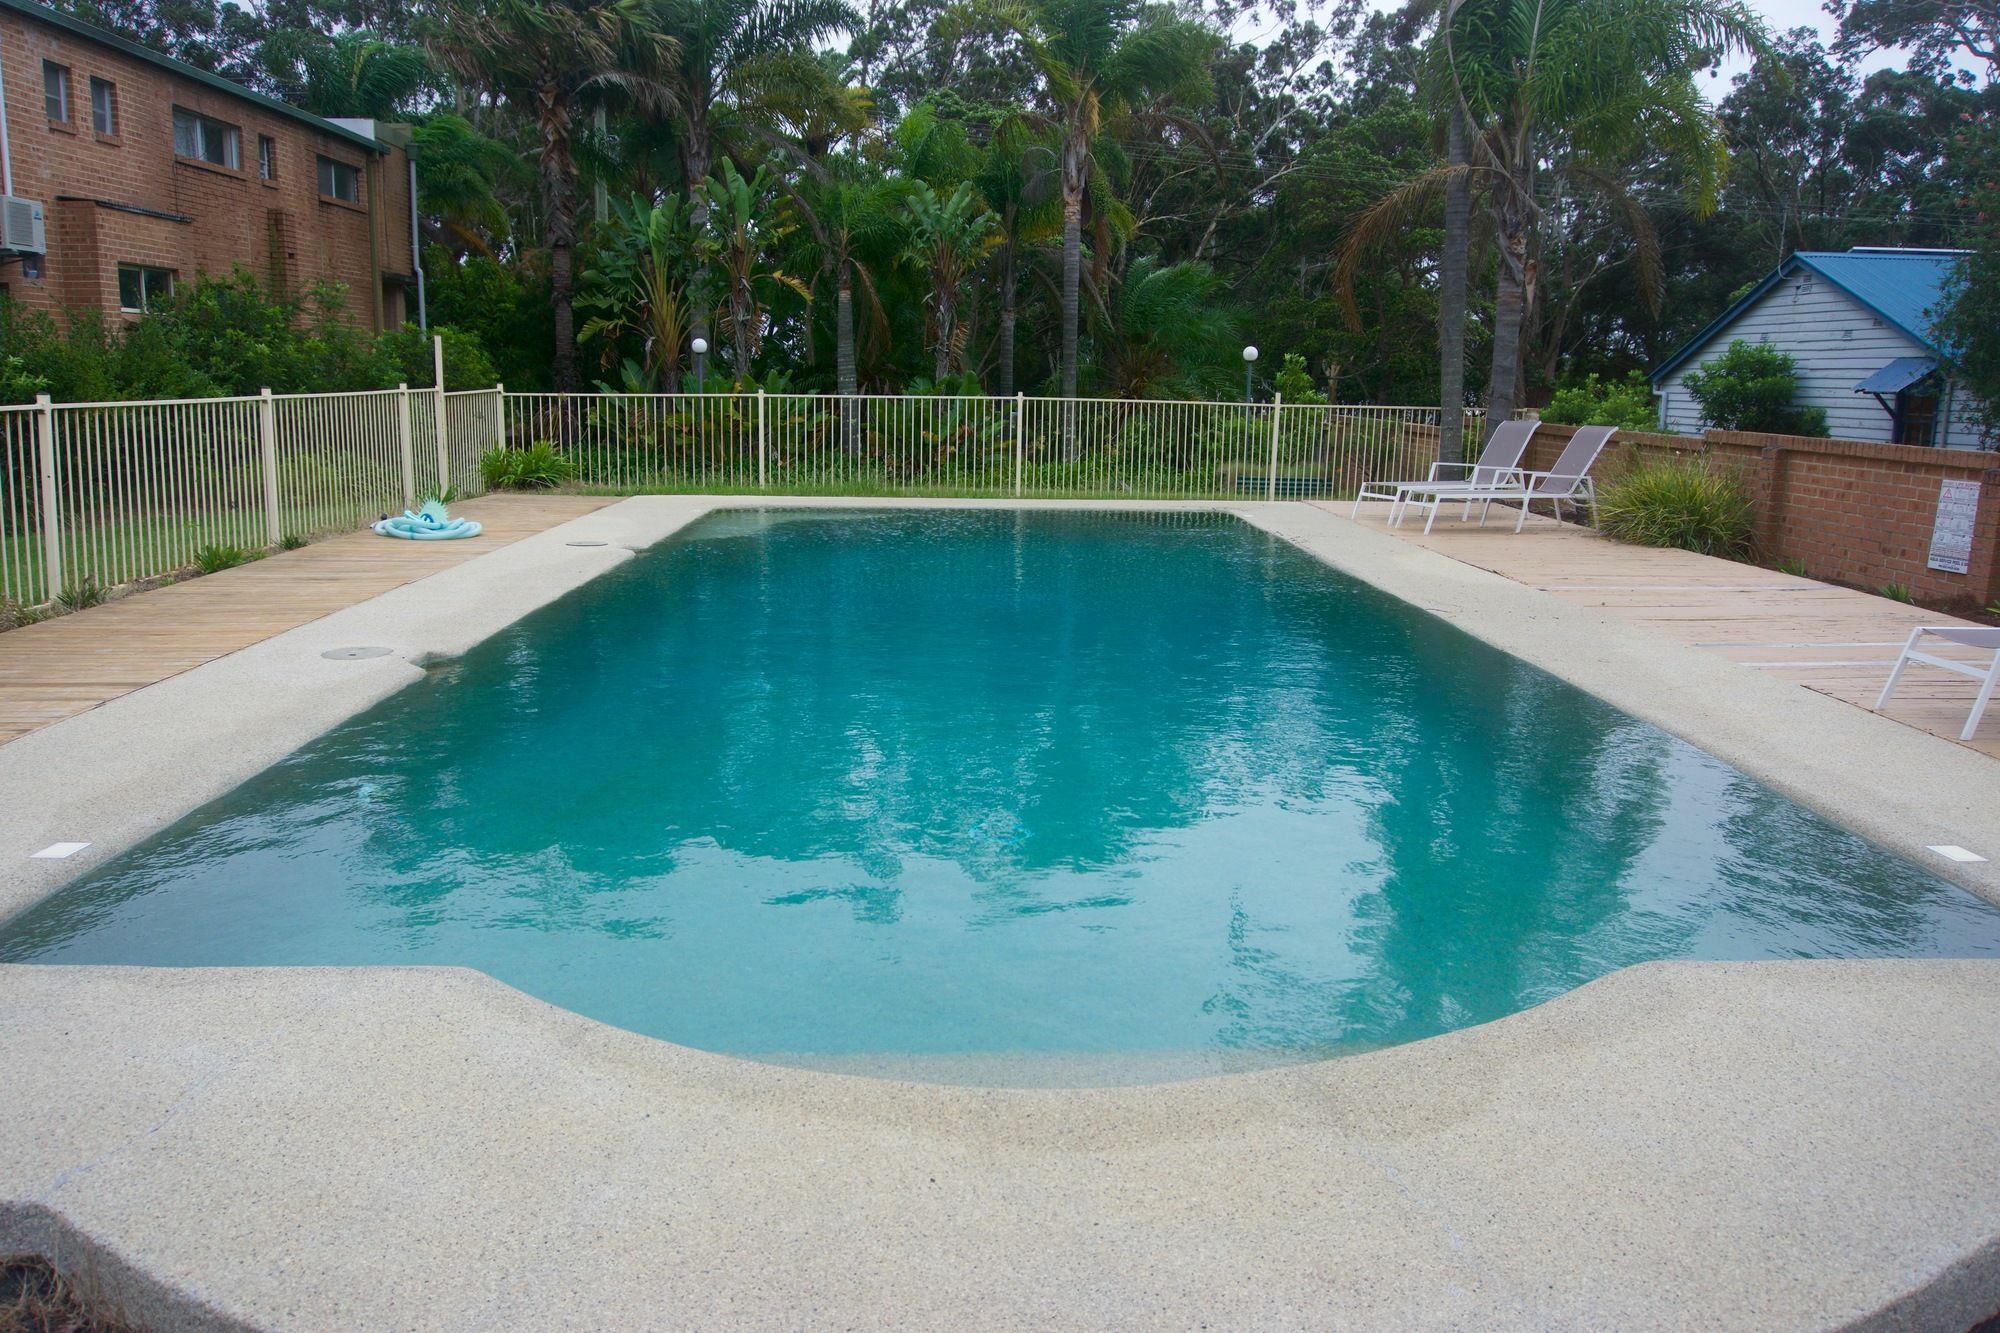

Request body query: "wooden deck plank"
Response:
[1328, 500, 2000, 761]
[0, 495, 615, 746]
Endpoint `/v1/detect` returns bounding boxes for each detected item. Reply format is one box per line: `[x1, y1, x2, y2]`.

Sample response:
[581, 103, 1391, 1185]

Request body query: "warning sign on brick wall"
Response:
[1927, 478, 1980, 575]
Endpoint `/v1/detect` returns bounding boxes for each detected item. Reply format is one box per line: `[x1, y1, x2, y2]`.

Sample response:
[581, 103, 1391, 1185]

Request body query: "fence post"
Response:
[756, 387, 767, 490]
[32, 393, 60, 603]
[1015, 393, 1025, 497]
[257, 387, 281, 547]
[1265, 392, 1284, 502]
[431, 334, 450, 496]
[395, 383, 416, 511]
[493, 382, 506, 455]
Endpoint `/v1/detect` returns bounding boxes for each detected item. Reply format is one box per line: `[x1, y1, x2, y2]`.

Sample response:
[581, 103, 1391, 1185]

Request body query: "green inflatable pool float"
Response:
[374, 499, 482, 541]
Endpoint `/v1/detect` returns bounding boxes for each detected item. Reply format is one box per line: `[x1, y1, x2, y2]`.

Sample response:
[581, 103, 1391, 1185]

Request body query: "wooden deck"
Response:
[1333, 501, 2000, 761]
[0, 495, 615, 746]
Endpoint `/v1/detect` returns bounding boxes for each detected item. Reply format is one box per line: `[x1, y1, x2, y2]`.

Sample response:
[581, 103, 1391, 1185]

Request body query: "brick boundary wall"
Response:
[1516, 422, 2000, 612]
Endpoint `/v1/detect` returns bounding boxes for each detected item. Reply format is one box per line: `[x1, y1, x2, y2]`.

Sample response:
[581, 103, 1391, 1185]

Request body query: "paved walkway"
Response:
[0, 495, 615, 745]
[1333, 501, 2000, 761]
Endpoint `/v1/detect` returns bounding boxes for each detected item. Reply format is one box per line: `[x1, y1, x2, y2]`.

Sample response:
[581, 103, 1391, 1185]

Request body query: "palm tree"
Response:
[410, 113, 523, 259]
[699, 160, 811, 380]
[992, 0, 1214, 401]
[426, 0, 675, 391]
[1437, 104, 1471, 463]
[646, 0, 860, 353]
[789, 164, 902, 402]
[1094, 256, 1239, 400]
[1339, 0, 1761, 440]
[972, 111, 1059, 395]
[577, 193, 699, 389]
[903, 181, 999, 382]
[266, 30, 432, 119]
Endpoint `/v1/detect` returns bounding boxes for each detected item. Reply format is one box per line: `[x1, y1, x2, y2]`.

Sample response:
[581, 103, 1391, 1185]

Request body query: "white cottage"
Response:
[1649, 248, 1991, 450]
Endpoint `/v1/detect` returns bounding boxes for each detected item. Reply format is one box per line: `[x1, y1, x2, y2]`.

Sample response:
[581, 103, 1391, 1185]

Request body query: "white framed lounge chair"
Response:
[1351, 418, 1536, 530]
[1875, 625, 2000, 741]
[1479, 424, 1618, 533]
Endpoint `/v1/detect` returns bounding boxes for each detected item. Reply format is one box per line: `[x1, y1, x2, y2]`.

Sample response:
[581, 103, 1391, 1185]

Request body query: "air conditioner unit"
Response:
[0, 197, 46, 255]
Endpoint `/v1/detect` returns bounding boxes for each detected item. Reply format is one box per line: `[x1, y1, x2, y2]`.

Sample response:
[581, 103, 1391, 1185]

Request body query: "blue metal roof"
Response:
[1854, 356, 1939, 395]
[1649, 249, 1965, 385]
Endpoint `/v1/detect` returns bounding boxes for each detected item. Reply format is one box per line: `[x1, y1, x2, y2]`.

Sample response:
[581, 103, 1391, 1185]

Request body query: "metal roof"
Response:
[0, 0, 381, 153]
[1853, 356, 1939, 396]
[1649, 249, 1965, 385]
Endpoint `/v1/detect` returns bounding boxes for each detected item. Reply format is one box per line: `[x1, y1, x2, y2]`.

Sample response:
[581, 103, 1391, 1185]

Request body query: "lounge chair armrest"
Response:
[1426, 461, 1476, 480]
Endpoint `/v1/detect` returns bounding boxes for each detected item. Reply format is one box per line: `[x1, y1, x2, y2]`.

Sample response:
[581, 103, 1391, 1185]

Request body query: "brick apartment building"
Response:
[0, 0, 417, 329]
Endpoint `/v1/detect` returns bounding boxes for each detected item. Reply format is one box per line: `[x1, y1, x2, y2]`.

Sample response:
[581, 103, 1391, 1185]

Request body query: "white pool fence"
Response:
[0, 385, 1480, 606]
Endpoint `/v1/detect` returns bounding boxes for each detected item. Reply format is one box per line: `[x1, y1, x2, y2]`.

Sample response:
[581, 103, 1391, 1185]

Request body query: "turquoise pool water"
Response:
[5, 508, 1999, 1072]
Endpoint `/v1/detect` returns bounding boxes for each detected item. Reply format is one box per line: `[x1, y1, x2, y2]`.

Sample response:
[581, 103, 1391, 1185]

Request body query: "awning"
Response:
[1854, 357, 1939, 395]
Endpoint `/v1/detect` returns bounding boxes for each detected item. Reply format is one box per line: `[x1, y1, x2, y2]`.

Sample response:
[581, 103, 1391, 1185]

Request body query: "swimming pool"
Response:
[5, 508, 1997, 1074]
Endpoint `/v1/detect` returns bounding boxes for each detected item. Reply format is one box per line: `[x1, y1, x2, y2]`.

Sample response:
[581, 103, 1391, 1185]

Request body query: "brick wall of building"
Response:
[0, 5, 412, 328]
[1518, 422, 2000, 612]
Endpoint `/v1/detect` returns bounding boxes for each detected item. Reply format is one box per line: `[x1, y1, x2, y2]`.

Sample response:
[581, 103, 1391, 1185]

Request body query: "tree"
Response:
[1434, 0, 1761, 435]
[971, 110, 1059, 394]
[1092, 256, 1239, 399]
[1831, 0, 2000, 79]
[578, 193, 701, 389]
[647, 0, 860, 360]
[1342, 0, 1759, 439]
[264, 30, 433, 118]
[1682, 339, 1829, 435]
[903, 180, 998, 380]
[790, 165, 904, 402]
[994, 0, 1215, 401]
[426, 0, 676, 391]
[1437, 100, 1471, 461]
[699, 161, 811, 379]
[1935, 105, 2000, 444]
[410, 113, 524, 258]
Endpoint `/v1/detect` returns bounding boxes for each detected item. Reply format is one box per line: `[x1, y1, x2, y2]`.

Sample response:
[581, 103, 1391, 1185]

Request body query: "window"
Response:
[172, 107, 240, 169]
[116, 265, 173, 313]
[258, 135, 275, 181]
[90, 77, 115, 135]
[42, 62, 69, 123]
[316, 155, 359, 203]
[1896, 390, 1939, 447]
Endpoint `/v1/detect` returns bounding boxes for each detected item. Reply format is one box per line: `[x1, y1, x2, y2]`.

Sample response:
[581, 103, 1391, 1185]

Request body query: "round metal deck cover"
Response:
[566, 539, 609, 547]
[322, 646, 393, 660]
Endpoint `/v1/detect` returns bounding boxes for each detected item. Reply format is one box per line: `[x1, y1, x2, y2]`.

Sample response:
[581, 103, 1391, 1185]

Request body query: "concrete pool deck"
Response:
[2, 496, 1998, 1329]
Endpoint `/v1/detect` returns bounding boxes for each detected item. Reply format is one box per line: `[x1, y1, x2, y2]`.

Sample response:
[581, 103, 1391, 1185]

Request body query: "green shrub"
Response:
[279, 533, 309, 550]
[479, 441, 575, 491]
[376, 323, 500, 390]
[1542, 371, 1657, 430]
[1880, 582, 1914, 603]
[1682, 340, 1828, 437]
[1776, 557, 1807, 577]
[1272, 352, 1329, 405]
[56, 575, 107, 610]
[424, 248, 554, 390]
[1595, 457, 1754, 560]
[193, 542, 254, 573]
